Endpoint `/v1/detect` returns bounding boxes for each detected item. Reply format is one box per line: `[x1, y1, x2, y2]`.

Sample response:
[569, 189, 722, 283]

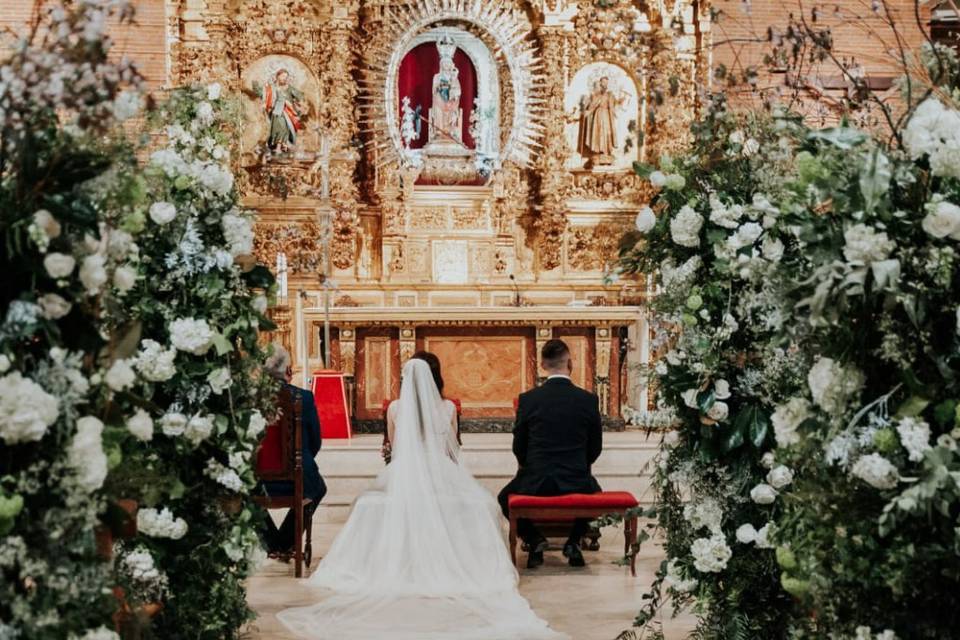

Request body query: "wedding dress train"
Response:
[277, 359, 566, 640]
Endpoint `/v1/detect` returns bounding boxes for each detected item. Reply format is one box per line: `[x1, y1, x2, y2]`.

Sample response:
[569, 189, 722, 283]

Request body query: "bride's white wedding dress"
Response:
[277, 359, 566, 640]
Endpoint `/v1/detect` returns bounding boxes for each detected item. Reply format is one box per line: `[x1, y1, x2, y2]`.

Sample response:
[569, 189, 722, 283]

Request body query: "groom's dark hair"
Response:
[541, 339, 570, 370]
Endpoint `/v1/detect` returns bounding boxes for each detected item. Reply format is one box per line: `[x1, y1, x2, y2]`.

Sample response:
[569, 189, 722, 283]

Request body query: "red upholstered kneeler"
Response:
[311, 370, 351, 440]
[507, 492, 639, 576]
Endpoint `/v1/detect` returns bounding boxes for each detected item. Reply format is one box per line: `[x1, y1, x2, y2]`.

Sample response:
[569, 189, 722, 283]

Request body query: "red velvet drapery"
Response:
[397, 41, 477, 150]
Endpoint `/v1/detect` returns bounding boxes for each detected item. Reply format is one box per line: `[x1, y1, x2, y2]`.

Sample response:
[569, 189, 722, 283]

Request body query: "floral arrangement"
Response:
[103, 85, 277, 637]
[0, 2, 147, 638]
[617, 98, 803, 638]
[618, 48, 960, 639]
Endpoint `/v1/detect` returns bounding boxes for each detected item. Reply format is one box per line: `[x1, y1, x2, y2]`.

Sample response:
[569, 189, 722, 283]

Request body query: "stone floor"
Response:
[243, 522, 696, 640]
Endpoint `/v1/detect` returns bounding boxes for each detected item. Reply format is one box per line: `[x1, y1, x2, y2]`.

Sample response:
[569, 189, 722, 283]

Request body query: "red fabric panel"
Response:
[312, 373, 351, 439]
[255, 420, 283, 474]
[508, 492, 639, 509]
[397, 42, 476, 150]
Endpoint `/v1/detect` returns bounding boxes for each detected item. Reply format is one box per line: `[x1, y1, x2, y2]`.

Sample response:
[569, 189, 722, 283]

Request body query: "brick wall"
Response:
[0, 0, 168, 89]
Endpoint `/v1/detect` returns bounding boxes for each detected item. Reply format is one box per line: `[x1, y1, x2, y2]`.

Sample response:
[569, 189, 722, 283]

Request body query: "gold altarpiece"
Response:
[164, 0, 708, 426]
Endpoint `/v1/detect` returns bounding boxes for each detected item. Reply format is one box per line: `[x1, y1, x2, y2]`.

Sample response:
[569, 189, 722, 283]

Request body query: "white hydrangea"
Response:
[825, 432, 858, 468]
[766, 465, 794, 489]
[771, 397, 809, 448]
[74, 628, 120, 640]
[198, 163, 234, 195]
[895, 417, 932, 462]
[649, 170, 667, 187]
[112, 90, 141, 122]
[207, 82, 222, 100]
[683, 497, 723, 533]
[69, 416, 108, 493]
[750, 483, 778, 505]
[670, 205, 704, 248]
[664, 558, 698, 592]
[207, 367, 232, 395]
[843, 224, 896, 264]
[221, 211, 254, 257]
[43, 252, 76, 278]
[127, 409, 154, 442]
[123, 548, 161, 582]
[134, 340, 177, 382]
[169, 317, 215, 355]
[0, 372, 59, 444]
[851, 453, 899, 490]
[205, 458, 244, 492]
[195, 101, 215, 125]
[104, 358, 136, 392]
[137, 507, 188, 540]
[184, 414, 215, 445]
[159, 412, 188, 437]
[79, 254, 107, 295]
[708, 195, 743, 229]
[690, 533, 732, 573]
[807, 357, 865, 414]
[728, 222, 764, 251]
[903, 98, 960, 160]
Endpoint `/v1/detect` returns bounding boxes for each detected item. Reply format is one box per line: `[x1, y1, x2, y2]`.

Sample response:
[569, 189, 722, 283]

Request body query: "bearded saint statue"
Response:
[576, 76, 627, 168]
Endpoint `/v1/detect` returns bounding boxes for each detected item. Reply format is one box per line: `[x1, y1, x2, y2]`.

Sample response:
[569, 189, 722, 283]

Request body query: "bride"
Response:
[277, 356, 567, 640]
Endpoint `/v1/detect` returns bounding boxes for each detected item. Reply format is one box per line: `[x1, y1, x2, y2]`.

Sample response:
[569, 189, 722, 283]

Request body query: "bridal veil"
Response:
[277, 358, 566, 639]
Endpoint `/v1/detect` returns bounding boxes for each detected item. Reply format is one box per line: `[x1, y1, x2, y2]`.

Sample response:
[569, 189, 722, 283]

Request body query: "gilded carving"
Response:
[253, 220, 323, 274]
[567, 221, 632, 272]
[339, 328, 357, 376]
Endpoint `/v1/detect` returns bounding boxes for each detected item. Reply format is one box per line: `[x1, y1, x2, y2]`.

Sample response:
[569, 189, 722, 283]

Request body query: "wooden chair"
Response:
[253, 387, 314, 578]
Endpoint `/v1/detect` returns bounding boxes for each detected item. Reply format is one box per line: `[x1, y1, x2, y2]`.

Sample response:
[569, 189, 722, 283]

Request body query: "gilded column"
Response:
[321, 7, 361, 271]
[339, 326, 357, 377]
[533, 24, 574, 273]
[398, 326, 417, 364]
[595, 326, 612, 416]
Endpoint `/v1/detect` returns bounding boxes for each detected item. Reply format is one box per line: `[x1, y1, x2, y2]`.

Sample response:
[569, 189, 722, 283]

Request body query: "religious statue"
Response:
[576, 76, 627, 168]
[427, 35, 464, 149]
[253, 67, 306, 156]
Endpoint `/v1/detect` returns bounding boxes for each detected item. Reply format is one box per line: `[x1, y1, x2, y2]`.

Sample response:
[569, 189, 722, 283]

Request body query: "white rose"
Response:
[706, 401, 729, 422]
[33, 209, 61, 239]
[185, 414, 215, 445]
[761, 236, 784, 262]
[807, 357, 864, 414]
[742, 138, 760, 156]
[728, 130, 745, 145]
[207, 82, 222, 100]
[634, 206, 657, 233]
[922, 199, 960, 240]
[79, 254, 107, 295]
[207, 367, 232, 395]
[754, 523, 774, 549]
[149, 202, 177, 225]
[44, 252, 76, 278]
[843, 224, 896, 264]
[714, 379, 731, 400]
[760, 451, 776, 469]
[134, 340, 177, 382]
[113, 265, 137, 293]
[0, 355, 9, 373]
[750, 483, 778, 505]
[104, 359, 136, 391]
[38, 293, 72, 319]
[160, 412, 187, 437]
[0, 371, 59, 444]
[649, 170, 667, 188]
[681, 388, 699, 409]
[670, 205, 704, 248]
[735, 523, 758, 544]
[766, 465, 794, 489]
[771, 397, 809, 447]
[247, 410, 267, 440]
[127, 409, 154, 442]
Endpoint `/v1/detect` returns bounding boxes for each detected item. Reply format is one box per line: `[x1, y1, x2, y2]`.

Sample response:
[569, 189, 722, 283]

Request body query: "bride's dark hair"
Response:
[411, 351, 444, 395]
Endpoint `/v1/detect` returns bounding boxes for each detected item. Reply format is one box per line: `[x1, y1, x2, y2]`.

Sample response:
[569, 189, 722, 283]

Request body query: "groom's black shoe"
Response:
[563, 541, 586, 567]
[527, 538, 548, 569]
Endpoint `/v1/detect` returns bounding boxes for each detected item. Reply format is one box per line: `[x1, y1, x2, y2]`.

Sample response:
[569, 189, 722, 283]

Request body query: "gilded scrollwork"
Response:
[253, 220, 323, 275]
[567, 221, 632, 272]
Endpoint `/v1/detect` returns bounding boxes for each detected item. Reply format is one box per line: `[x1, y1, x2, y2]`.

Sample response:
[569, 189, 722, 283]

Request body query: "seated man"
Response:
[498, 339, 603, 568]
[259, 344, 326, 557]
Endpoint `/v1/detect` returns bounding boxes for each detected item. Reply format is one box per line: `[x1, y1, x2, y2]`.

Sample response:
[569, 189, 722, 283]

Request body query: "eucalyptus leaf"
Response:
[859, 149, 892, 213]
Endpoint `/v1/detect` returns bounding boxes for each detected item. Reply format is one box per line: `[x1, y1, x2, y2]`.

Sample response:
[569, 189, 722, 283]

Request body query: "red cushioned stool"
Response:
[507, 492, 639, 576]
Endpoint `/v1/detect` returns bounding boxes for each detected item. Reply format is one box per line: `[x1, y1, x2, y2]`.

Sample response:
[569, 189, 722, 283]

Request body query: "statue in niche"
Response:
[252, 67, 306, 156]
[576, 75, 628, 168]
[427, 35, 464, 150]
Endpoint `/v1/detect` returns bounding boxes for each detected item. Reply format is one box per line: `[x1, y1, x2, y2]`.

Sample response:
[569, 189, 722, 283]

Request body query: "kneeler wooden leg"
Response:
[625, 516, 638, 577]
[294, 502, 303, 578]
[509, 514, 519, 568]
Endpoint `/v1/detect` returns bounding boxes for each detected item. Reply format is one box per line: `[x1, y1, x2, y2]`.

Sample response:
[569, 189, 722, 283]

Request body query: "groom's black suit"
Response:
[497, 376, 603, 545]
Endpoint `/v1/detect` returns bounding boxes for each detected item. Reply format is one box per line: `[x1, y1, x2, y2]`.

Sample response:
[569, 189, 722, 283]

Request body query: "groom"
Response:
[498, 339, 603, 568]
